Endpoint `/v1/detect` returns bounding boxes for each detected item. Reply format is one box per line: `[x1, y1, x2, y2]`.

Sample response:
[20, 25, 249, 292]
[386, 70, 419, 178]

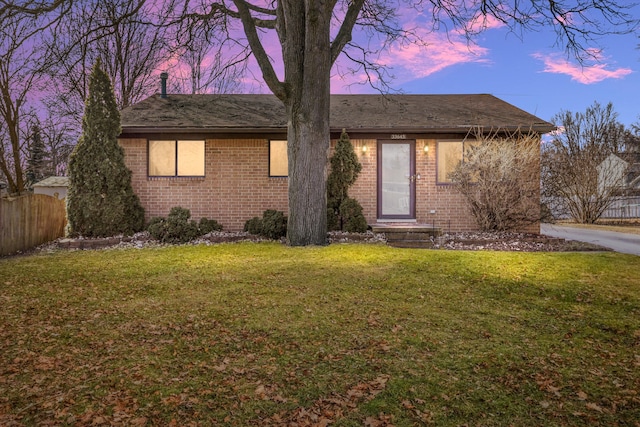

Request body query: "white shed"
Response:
[32, 176, 69, 200]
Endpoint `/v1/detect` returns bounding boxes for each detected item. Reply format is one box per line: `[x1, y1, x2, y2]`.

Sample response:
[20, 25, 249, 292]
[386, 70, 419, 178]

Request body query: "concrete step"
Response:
[384, 231, 437, 241]
[387, 240, 436, 249]
[371, 224, 441, 248]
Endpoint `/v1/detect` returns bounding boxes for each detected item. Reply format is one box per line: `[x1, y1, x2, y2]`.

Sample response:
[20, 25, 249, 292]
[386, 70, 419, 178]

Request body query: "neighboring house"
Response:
[598, 153, 640, 196]
[119, 93, 554, 233]
[32, 176, 69, 200]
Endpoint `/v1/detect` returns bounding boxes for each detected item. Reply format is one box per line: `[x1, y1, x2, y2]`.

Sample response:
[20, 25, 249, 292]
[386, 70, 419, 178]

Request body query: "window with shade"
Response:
[148, 140, 205, 177]
[269, 140, 288, 177]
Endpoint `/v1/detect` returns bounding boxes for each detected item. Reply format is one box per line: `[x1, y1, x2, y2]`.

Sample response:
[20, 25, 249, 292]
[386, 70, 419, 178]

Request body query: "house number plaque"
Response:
[390, 134, 406, 139]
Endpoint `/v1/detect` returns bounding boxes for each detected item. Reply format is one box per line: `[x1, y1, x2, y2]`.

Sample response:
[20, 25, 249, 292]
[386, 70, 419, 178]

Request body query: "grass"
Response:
[1, 243, 639, 426]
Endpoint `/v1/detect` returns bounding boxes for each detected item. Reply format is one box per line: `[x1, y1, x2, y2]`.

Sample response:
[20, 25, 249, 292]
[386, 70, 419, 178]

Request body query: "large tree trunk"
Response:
[232, 0, 364, 245]
[285, 95, 330, 246]
[283, 1, 331, 246]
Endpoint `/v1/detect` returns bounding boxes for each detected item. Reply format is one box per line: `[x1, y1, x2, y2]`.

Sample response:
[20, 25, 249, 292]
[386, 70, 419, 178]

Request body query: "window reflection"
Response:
[149, 140, 205, 177]
[269, 140, 288, 177]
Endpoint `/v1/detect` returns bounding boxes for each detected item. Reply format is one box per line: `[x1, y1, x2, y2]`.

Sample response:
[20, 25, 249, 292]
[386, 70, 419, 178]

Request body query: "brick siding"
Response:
[119, 137, 540, 233]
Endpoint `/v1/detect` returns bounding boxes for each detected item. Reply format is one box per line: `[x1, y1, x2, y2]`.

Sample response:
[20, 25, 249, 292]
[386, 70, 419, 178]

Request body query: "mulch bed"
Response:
[16, 230, 609, 256]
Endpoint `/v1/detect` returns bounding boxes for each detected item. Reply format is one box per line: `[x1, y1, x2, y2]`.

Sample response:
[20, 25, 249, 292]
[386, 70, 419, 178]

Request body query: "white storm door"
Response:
[377, 140, 416, 219]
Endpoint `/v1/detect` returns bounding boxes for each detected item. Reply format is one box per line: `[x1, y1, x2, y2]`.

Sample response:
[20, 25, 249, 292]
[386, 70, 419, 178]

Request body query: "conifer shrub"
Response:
[326, 129, 367, 232]
[66, 60, 144, 237]
[327, 208, 340, 232]
[243, 209, 287, 240]
[339, 198, 368, 233]
[147, 207, 222, 244]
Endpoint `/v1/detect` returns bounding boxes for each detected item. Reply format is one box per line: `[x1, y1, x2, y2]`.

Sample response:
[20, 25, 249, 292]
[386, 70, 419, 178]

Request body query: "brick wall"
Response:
[120, 137, 540, 233]
[120, 138, 288, 231]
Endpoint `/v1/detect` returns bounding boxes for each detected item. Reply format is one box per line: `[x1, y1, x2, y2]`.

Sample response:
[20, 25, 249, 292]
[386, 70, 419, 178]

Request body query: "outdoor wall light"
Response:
[423, 144, 429, 153]
[362, 144, 368, 153]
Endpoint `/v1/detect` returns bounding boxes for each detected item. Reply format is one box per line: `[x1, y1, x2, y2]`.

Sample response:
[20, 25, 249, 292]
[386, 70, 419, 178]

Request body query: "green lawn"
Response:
[1, 243, 639, 426]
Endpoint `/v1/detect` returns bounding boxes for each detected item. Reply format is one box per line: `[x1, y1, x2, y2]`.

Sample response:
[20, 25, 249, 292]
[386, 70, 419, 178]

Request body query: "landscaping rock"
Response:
[22, 229, 610, 256]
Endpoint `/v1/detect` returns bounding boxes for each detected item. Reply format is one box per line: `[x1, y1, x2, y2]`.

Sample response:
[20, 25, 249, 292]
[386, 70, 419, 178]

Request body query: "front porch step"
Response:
[371, 224, 442, 249]
[385, 240, 437, 249]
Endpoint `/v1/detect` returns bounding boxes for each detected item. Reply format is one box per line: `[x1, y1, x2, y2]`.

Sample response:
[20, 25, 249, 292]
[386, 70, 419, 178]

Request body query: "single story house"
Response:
[119, 93, 554, 233]
[32, 176, 69, 200]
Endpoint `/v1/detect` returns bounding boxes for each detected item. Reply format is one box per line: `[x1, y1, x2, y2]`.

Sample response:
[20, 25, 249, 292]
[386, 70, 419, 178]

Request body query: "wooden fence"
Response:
[0, 194, 67, 256]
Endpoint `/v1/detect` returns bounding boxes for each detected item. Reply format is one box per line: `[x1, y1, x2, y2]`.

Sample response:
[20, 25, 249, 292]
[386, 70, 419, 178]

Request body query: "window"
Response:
[269, 140, 288, 177]
[149, 140, 205, 177]
[436, 140, 478, 183]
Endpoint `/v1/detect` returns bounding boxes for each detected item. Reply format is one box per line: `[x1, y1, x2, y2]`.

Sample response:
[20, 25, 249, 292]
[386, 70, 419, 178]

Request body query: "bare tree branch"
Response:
[330, 0, 366, 65]
[232, 0, 286, 99]
[0, 11, 53, 194]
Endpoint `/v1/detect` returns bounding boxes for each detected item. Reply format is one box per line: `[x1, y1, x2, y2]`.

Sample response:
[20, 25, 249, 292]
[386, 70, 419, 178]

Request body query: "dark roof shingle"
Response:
[120, 94, 554, 134]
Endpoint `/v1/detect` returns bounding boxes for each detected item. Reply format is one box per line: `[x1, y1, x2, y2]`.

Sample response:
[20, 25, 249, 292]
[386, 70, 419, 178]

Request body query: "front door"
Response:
[377, 140, 416, 220]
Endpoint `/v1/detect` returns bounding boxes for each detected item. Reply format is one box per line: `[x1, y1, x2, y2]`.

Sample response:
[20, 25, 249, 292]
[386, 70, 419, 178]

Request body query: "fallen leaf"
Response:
[546, 384, 561, 397]
[365, 416, 381, 426]
[368, 314, 379, 327]
[91, 415, 107, 425]
[401, 400, 414, 409]
[586, 402, 603, 412]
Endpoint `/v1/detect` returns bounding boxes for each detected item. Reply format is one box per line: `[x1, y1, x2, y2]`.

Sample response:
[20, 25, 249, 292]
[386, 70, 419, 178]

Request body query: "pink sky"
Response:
[189, 2, 639, 125]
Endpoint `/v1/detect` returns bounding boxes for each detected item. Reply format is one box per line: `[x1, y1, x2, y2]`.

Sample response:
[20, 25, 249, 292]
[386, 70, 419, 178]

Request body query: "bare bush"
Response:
[450, 129, 541, 232]
[541, 102, 632, 223]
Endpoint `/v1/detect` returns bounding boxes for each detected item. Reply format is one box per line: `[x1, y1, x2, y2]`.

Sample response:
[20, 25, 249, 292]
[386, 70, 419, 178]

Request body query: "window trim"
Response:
[148, 139, 206, 178]
[269, 139, 288, 177]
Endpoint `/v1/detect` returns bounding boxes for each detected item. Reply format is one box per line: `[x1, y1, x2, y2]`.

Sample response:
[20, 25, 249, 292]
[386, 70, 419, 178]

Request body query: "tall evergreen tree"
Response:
[66, 60, 144, 237]
[327, 129, 366, 232]
[26, 123, 48, 187]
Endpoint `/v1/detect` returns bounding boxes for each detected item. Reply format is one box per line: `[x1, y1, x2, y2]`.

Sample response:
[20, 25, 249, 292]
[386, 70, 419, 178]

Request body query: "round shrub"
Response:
[147, 207, 219, 244]
[244, 210, 287, 240]
[260, 209, 287, 240]
[199, 217, 223, 234]
[168, 206, 191, 223]
[244, 217, 263, 235]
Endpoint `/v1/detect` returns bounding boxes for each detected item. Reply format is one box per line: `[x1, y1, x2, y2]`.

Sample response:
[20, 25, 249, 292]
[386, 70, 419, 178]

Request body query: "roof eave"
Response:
[119, 127, 286, 137]
[120, 124, 555, 137]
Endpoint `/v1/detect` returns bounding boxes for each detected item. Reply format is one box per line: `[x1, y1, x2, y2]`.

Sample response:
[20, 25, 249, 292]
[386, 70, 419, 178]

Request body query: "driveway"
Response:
[541, 223, 640, 256]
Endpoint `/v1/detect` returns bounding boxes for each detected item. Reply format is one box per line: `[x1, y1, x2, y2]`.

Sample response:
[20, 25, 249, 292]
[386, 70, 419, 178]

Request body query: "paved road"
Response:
[541, 223, 640, 256]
